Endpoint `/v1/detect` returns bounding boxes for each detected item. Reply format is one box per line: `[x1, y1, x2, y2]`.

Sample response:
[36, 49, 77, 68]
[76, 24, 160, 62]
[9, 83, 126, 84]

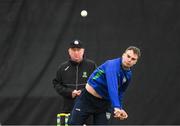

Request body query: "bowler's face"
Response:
[122, 50, 138, 68]
[68, 48, 84, 63]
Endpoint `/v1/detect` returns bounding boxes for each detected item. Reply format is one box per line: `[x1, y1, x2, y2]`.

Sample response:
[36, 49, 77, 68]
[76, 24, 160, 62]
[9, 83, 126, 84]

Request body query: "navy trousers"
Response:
[68, 89, 110, 125]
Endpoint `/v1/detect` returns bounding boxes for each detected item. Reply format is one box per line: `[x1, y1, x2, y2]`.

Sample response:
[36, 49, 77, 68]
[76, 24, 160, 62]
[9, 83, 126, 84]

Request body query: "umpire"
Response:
[52, 39, 97, 116]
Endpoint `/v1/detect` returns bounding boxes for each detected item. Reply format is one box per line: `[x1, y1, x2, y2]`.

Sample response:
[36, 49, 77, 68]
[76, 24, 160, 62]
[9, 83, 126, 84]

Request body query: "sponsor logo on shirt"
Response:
[82, 72, 87, 78]
[123, 77, 127, 83]
[106, 112, 111, 120]
[75, 108, 81, 111]
[64, 66, 69, 71]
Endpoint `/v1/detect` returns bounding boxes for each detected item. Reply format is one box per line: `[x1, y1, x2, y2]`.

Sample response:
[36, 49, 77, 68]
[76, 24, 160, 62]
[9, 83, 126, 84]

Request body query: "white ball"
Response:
[81, 10, 88, 17]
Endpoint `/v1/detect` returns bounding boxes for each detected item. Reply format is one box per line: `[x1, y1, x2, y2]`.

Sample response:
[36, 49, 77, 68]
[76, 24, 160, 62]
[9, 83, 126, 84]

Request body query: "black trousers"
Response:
[68, 89, 111, 125]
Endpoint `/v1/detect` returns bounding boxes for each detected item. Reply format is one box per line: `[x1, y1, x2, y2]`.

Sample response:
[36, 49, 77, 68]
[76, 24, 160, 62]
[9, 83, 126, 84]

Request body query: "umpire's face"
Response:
[68, 48, 85, 63]
[122, 49, 138, 68]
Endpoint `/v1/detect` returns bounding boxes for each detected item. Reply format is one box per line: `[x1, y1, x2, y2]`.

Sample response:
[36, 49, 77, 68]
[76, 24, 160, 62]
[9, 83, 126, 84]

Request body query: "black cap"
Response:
[69, 40, 84, 48]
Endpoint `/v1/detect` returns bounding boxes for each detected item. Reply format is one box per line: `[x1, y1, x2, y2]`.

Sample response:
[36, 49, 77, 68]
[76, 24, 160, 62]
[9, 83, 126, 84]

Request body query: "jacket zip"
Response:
[75, 65, 79, 90]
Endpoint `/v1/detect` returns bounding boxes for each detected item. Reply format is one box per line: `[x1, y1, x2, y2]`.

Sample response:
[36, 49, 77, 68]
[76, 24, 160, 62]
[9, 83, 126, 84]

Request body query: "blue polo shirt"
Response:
[87, 58, 132, 109]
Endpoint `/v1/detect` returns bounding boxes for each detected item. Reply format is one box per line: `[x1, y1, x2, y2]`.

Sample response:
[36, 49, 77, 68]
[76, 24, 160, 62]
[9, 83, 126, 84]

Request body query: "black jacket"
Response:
[53, 58, 96, 112]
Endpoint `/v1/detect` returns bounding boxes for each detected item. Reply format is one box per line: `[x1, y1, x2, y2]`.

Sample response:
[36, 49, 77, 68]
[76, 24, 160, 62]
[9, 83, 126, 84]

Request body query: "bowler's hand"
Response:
[76, 90, 82, 96]
[114, 108, 128, 120]
[72, 90, 81, 98]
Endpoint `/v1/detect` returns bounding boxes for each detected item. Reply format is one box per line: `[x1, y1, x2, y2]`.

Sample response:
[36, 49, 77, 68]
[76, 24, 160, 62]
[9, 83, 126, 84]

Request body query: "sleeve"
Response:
[118, 92, 123, 109]
[52, 67, 73, 98]
[118, 81, 130, 109]
[118, 72, 132, 108]
[105, 61, 122, 109]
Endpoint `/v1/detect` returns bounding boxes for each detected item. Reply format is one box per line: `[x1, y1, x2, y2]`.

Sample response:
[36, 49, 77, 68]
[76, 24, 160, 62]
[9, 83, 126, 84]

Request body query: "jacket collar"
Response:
[69, 59, 84, 66]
